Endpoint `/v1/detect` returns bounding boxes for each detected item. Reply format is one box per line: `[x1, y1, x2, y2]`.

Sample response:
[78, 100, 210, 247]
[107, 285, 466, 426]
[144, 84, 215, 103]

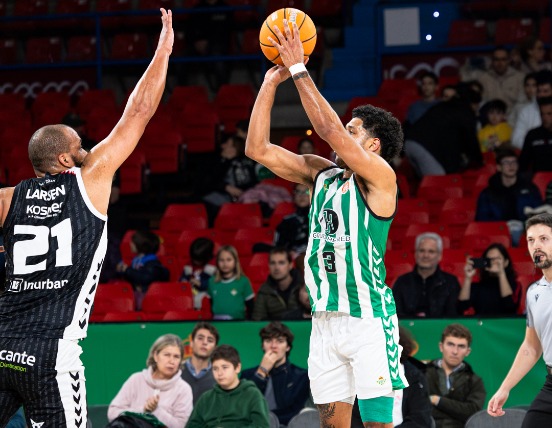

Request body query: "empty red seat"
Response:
[142, 282, 194, 320]
[214, 203, 263, 231]
[269, 201, 296, 229]
[228, 0, 260, 25]
[159, 204, 209, 233]
[119, 150, 146, 195]
[494, 18, 534, 45]
[377, 79, 418, 102]
[32, 91, 71, 118]
[168, 85, 210, 111]
[462, 221, 511, 252]
[66, 36, 98, 62]
[0, 39, 18, 64]
[385, 262, 413, 287]
[540, 17, 551, 43]
[234, 227, 274, 257]
[162, 310, 211, 321]
[142, 129, 183, 174]
[96, 0, 132, 28]
[77, 89, 118, 118]
[100, 311, 150, 322]
[214, 84, 256, 134]
[91, 282, 135, 318]
[532, 172, 552, 199]
[447, 20, 488, 46]
[176, 103, 219, 153]
[25, 37, 63, 64]
[109, 33, 149, 60]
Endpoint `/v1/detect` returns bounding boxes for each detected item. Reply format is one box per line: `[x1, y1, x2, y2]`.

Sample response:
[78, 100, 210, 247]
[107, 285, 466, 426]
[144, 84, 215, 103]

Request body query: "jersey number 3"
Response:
[13, 218, 73, 274]
[322, 251, 337, 273]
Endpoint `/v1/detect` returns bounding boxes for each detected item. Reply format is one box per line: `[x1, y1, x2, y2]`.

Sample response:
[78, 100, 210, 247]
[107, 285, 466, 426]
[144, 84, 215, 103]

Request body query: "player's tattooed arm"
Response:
[317, 403, 337, 428]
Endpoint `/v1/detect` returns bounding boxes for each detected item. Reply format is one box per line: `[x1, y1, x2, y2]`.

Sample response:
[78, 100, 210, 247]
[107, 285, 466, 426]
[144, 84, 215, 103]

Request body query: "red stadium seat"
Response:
[162, 310, 211, 321]
[461, 221, 511, 252]
[447, 20, 488, 46]
[25, 37, 63, 63]
[142, 129, 183, 174]
[142, 282, 194, 320]
[96, 0, 132, 29]
[91, 283, 135, 318]
[175, 103, 219, 153]
[494, 18, 534, 45]
[66, 36, 98, 62]
[532, 172, 552, 199]
[0, 38, 19, 64]
[214, 203, 263, 231]
[159, 204, 208, 233]
[119, 150, 146, 195]
[269, 201, 296, 229]
[233, 227, 274, 257]
[377, 79, 418, 102]
[77, 89, 118, 118]
[385, 262, 413, 287]
[32, 92, 71, 119]
[214, 84, 256, 134]
[168, 85, 210, 112]
[100, 312, 150, 322]
[109, 33, 149, 60]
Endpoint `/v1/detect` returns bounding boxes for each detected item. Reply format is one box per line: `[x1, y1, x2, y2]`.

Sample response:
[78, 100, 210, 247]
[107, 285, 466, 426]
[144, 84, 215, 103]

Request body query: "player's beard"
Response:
[535, 253, 552, 269]
[335, 155, 348, 169]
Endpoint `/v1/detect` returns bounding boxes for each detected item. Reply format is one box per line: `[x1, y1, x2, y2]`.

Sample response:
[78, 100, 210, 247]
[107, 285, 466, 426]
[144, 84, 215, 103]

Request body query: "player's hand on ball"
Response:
[264, 65, 291, 85]
[269, 21, 305, 69]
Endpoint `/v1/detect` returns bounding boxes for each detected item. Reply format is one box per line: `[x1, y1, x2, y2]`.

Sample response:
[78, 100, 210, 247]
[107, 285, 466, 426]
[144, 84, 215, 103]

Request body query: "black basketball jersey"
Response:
[0, 167, 107, 340]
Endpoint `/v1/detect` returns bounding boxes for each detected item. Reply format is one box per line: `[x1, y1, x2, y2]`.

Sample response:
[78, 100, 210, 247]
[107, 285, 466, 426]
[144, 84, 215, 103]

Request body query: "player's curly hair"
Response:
[352, 105, 404, 163]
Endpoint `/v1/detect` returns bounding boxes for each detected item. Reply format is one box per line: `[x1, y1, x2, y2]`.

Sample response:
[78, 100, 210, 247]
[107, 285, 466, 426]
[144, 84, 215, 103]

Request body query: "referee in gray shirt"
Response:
[488, 213, 552, 427]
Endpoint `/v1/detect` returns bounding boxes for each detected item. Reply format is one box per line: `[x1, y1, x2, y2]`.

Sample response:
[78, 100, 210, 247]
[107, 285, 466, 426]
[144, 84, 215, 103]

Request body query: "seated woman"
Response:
[108, 334, 193, 428]
[459, 243, 520, 315]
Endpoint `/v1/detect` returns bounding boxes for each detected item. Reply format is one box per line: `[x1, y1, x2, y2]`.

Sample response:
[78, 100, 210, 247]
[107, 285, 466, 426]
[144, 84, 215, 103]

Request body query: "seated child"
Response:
[117, 230, 170, 309]
[185, 345, 270, 428]
[207, 245, 254, 320]
[478, 99, 512, 153]
[180, 237, 216, 309]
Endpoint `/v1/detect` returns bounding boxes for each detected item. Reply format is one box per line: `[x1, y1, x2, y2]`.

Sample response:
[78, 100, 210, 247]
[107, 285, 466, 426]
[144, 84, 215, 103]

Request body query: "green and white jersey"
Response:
[304, 167, 396, 319]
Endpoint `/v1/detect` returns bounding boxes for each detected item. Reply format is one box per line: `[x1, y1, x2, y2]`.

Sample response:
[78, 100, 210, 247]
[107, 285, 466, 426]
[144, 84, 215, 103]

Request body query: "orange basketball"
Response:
[259, 8, 317, 66]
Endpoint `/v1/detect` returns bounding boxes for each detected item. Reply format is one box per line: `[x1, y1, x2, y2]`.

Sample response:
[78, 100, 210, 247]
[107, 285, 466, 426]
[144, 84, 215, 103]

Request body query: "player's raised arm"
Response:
[245, 65, 332, 186]
[82, 8, 174, 213]
[268, 22, 398, 191]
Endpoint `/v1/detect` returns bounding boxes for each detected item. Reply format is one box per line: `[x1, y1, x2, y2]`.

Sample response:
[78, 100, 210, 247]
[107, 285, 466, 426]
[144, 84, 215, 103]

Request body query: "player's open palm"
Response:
[157, 8, 174, 54]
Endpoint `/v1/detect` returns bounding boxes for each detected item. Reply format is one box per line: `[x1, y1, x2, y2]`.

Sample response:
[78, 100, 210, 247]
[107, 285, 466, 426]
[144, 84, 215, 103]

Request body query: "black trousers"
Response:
[522, 375, 552, 428]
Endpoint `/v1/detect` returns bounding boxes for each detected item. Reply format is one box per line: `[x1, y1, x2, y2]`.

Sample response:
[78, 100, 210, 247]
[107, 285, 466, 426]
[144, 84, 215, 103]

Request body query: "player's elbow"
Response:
[245, 140, 264, 161]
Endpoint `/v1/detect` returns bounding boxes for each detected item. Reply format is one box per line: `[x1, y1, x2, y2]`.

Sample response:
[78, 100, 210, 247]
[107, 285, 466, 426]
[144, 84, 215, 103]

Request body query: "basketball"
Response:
[259, 8, 317, 66]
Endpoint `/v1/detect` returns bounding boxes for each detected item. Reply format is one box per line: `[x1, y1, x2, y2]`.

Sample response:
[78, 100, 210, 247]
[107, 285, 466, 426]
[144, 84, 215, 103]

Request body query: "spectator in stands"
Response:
[512, 70, 552, 149]
[282, 283, 312, 320]
[392, 232, 461, 318]
[459, 243, 520, 315]
[508, 72, 537, 127]
[405, 71, 440, 125]
[426, 324, 486, 428]
[525, 180, 552, 216]
[202, 134, 258, 225]
[351, 326, 433, 428]
[252, 248, 302, 320]
[404, 83, 483, 176]
[241, 322, 310, 426]
[6, 409, 25, 428]
[181, 322, 219, 405]
[186, 345, 270, 428]
[274, 183, 311, 257]
[188, 0, 232, 91]
[477, 99, 512, 153]
[519, 96, 552, 174]
[207, 245, 254, 320]
[441, 85, 458, 101]
[235, 119, 249, 140]
[475, 148, 542, 245]
[180, 237, 216, 309]
[108, 334, 193, 428]
[518, 36, 549, 74]
[297, 137, 316, 155]
[460, 46, 524, 112]
[116, 230, 170, 310]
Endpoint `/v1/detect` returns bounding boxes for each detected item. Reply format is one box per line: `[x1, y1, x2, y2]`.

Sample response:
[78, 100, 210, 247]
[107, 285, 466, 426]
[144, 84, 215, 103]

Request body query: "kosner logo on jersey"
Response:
[0, 348, 36, 372]
[7, 278, 68, 293]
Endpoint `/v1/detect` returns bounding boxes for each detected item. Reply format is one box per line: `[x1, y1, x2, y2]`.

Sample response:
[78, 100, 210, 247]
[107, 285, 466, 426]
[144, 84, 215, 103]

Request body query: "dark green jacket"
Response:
[252, 269, 301, 320]
[185, 379, 269, 428]
[426, 359, 486, 428]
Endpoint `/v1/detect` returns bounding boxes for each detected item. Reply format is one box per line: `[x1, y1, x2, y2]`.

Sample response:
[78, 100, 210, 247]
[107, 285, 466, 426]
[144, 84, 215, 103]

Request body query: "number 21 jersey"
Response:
[0, 167, 107, 340]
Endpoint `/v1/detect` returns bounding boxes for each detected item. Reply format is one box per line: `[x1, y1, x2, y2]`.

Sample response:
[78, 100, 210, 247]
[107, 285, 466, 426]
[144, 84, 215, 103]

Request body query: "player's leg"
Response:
[522, 378, 552, 428]
[0, 337, 30, 426]
[309, 312, 356, 428]
[349, 315, 407, 427]
[358, 395, 394, 428]
[316, 401, 353, 427]
[24, 338, 87, 428]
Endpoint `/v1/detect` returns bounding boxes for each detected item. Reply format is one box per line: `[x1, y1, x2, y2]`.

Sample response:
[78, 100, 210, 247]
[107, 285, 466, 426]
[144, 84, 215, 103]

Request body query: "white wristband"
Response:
[289, 63, 307, 76]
